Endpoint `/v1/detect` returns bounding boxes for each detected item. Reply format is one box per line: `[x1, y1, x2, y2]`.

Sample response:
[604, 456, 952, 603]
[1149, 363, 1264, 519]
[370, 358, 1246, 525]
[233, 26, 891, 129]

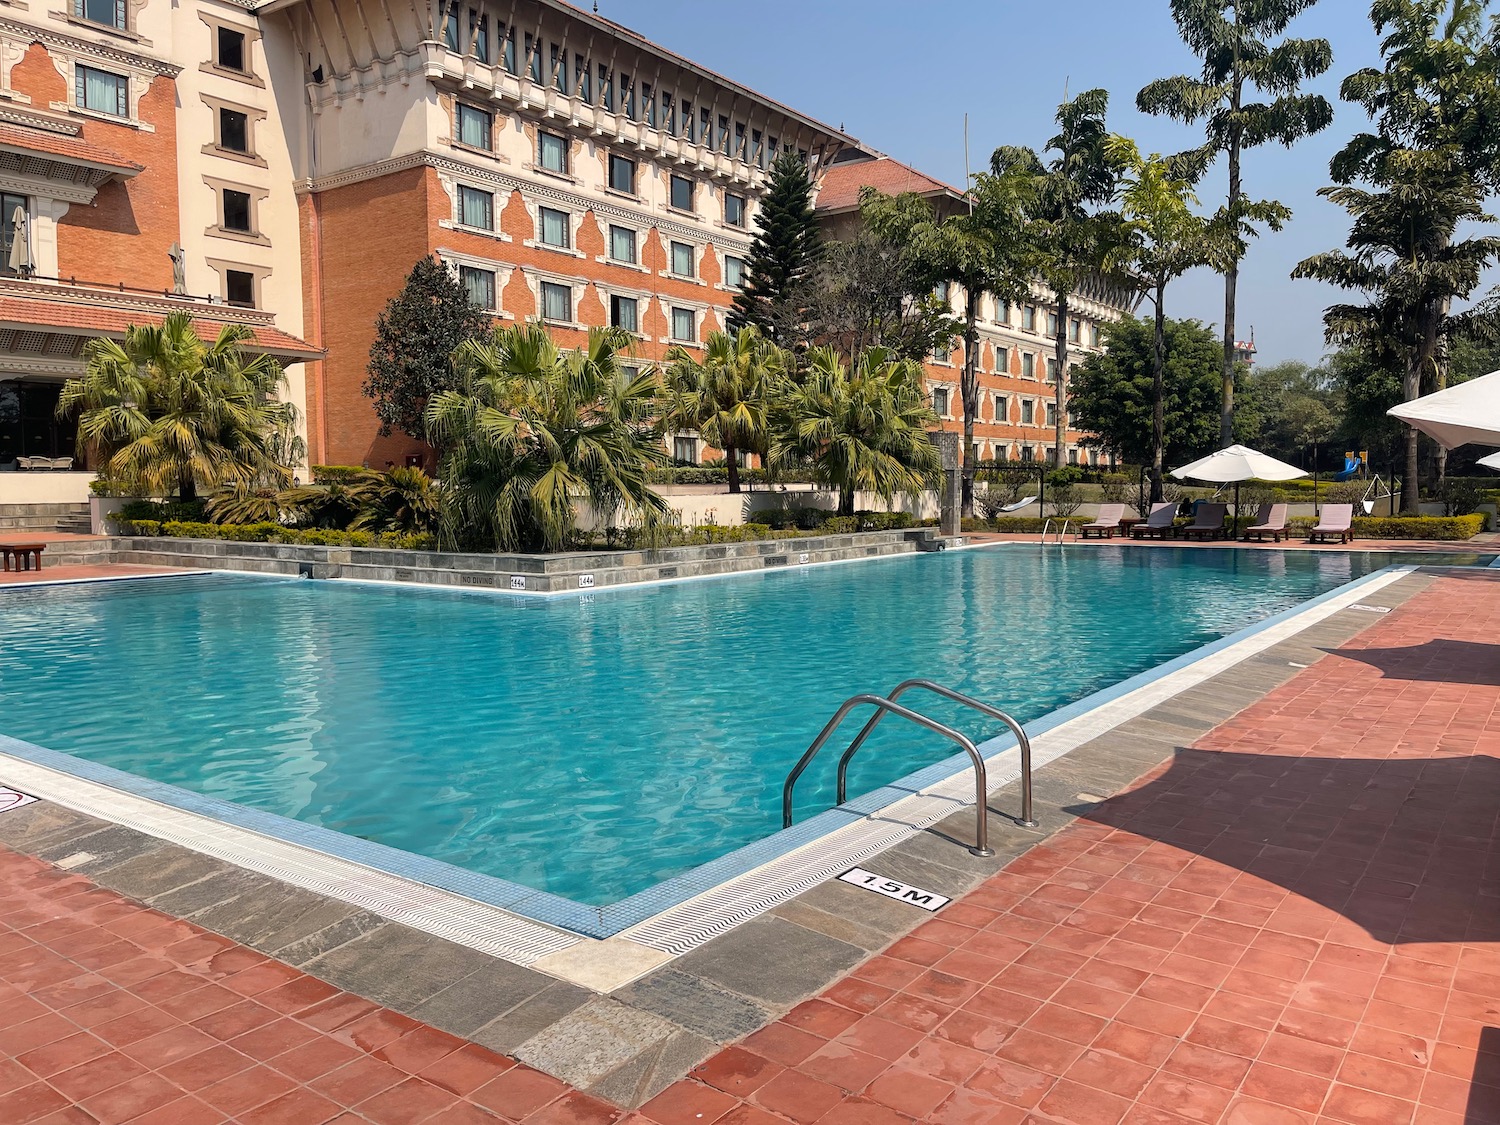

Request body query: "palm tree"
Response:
[662, 327, 778, 494]
[58, 311, 297, 502]
[770, 346, 940, 517]
[1105, 136, 1232, 502]
[992, 89, 1120, 470]
[425, 322, 668, 552]
[1138, 0, 1334, 446]
[347, 466, 439, 534]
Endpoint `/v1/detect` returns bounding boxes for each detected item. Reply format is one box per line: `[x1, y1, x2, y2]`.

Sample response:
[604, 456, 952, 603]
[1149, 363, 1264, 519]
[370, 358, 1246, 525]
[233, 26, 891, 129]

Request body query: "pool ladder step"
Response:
[782, 679, 1037, 857]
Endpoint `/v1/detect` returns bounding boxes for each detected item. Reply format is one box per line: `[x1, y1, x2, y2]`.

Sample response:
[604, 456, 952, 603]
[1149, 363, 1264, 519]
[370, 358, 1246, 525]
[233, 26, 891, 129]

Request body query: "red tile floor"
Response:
[3, 569, 1500, 1124]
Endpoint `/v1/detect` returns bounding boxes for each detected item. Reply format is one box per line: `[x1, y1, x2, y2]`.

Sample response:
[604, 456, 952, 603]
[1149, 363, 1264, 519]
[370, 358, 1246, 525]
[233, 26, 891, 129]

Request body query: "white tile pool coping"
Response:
[0, 559, 1423, 992]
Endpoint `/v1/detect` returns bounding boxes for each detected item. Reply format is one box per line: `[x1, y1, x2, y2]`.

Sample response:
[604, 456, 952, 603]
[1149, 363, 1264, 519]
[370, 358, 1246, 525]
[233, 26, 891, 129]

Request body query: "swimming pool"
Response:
[0, 546, 1472, 912]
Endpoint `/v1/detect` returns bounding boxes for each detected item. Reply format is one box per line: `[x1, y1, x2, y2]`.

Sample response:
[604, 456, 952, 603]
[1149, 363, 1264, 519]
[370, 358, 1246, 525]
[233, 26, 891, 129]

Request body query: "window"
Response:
[669, 174, 694, 212]
[670, 241, 694, 277]
[525, 33, 541, 83]
[1047, 312, 1058, 335]
[550, 44, 566, 94]
[217, 27, 247, 72]
[442, 2, 461, 51]
[994, 346, 1009, 373]
[670, 306, 696, 342]
[1070, 447, 1080, 465]
[642, 81, 654, 125]
[456, 104, 491, 150]
[221, 188, 252, 232]
[1046, 402, 1057, 426]
[74, 0, 125, 31]
[724, 255, 745, 289]
[1069, 318, 1081, 343]
[608, 225, 636, 263]
[459, 265, 495, 310]
[673, 436, 698, 464]
[75, 65, 127, 117]
[1090, 324, 1101, 347]
[575, 53, 589, 101]
[0, 194, 27, 277]
[538, 131, 567, 174]
[1022, 444, 1034, 462]
[724, 192, 746, 227]
[1021, 399, 1035, 424]
[608, 153, 635, 194]
[458, 184, 493, 230]
[609, 294, 638, 332]
[538, 206, 569, 248]
[225, 269, 255, 307]
[992, 394, 1007, 422]
[996, 299, 1010, 325]
[541, 281, 571, 322]
[1045, 357, 1057, 382]
[1022, 304, 1036, 331]
[934, 281, 949, 303]
[218, 108, 248, 154]
[1021, 352, 1035, 379]
[932, 387, 950, 416]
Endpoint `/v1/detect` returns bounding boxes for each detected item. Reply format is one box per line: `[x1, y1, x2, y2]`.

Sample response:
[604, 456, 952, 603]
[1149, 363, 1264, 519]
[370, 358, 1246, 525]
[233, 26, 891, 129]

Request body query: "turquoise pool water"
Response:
[0, 547, 1471, 905]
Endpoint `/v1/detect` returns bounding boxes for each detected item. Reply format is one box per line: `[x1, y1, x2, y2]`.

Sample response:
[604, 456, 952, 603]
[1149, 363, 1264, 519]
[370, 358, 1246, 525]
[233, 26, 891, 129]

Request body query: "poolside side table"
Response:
[0, 543, 45, 571]
[1118, 517, 1143, 536]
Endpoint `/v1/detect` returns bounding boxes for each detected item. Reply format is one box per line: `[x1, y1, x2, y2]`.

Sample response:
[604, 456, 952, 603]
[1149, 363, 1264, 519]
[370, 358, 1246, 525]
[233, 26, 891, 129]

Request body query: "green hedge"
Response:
[646, 466, 820, 485]
[118, 498, 209, 523]
[752, 508, 915, 532]
[119, 519, 435, 551]
[956, 513, 1485, 540]
[310, 465, 367, 483]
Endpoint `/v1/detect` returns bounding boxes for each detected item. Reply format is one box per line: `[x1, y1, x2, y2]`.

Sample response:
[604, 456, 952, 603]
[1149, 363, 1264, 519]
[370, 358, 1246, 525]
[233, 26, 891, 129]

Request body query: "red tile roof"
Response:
[0, 122, 142, 175]
[0, 293, 322, 360]
[815, 156, 965, 213]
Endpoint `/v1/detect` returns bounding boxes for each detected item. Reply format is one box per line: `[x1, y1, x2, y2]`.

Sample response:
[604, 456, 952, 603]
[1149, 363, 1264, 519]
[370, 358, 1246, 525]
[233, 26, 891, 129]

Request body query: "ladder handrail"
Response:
[834, 679, 1036, 829]
[781, 694, 996, 856]
[1039, 518, 1073, 544]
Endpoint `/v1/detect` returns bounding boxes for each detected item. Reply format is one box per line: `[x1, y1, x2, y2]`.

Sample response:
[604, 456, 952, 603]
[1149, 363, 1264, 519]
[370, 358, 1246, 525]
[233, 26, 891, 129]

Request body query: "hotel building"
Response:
[0, 0, 1134, 511]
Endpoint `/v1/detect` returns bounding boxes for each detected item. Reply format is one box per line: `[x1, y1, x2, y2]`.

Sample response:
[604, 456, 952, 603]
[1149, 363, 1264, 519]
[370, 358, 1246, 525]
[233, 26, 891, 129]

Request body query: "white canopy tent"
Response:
[1387, 369, 1500, 449]
[1170, 444, 1309, 535]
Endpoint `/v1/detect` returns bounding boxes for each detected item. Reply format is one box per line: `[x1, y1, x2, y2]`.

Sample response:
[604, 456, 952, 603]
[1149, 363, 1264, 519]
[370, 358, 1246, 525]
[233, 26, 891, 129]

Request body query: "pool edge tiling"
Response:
[0, 562, 1425, 958]
[0, 567, 1448, 1108]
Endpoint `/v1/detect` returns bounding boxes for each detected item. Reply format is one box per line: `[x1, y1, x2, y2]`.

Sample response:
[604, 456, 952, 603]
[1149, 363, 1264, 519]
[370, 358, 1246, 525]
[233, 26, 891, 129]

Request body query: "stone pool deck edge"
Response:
[0, 567, 1446, 1106]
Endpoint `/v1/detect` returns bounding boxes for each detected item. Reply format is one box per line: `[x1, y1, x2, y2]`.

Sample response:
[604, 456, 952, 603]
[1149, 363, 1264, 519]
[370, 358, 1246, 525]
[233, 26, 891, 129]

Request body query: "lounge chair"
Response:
[1244, 503, 1289, 543]
[1130, 502, 1178, 539]
[1180, 502, 1229, 541]
[1308, 503, 1354, 544]
[1079, 503, 1126, 539]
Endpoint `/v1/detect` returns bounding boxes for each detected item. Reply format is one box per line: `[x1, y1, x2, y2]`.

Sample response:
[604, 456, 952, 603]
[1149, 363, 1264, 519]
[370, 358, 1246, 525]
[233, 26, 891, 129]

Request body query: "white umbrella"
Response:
[1477, 451, 1500, 471]
[7, 205, 30, 276]
[1388, 369, 1500, 449]
[1170, 444, 1308, 537]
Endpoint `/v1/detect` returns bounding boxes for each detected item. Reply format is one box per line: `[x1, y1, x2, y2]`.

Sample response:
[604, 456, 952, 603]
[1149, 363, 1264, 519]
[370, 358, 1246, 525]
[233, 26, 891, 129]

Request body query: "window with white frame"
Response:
[994, 345, 1009, 373]
[1069, 317, 1081, 343]
[225, 269, 255, 307]
[724, 192, 746, 227]
[76, 65, 128, 117]
[217, 27, 247, 72]
[1021, 444, 1034, 461]
[538, 131, 568, 174]
[608, 154, 636, 194]
[1021, 399, 1035, 424]
[996, 299, 1010, 325]
[1045, 357, 1057, 381]
[670, 241, 694, 277]
[673, 435, 698, 464]
[1046, 402, 1057, 426]
[74, 0, 125, 31]
[1047, 311, 1059, 336]
[670, 306, 696, 342]
[460, 265, 495, 310]
[993, 394, 1007, 422]
[456, 104, 492, 150]
[609, 294, 638, 332]
[669, 174, 694, 211]
[1090, 323, 1101, 346]
[1022, 304, 1036, 331]
[724, 255, 745, 289]
[541, 281, 572, 322]
[538, 206, 570, 248]
[608, 225, 636, 263]
[932, 387, 950, 416]
[458, 185, 493, 230]
[1021, 352, 1035, 379]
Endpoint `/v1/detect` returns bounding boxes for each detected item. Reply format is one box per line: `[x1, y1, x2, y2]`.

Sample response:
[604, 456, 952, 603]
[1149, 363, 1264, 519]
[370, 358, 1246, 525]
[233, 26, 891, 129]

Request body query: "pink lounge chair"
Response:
[1181, 502, 1229, 541]
[1130, 502, 1178, 539]
[1080, 503, 1126, 539]
[1244, 503, 1289, 542]
[1308, 503, 1355, 544]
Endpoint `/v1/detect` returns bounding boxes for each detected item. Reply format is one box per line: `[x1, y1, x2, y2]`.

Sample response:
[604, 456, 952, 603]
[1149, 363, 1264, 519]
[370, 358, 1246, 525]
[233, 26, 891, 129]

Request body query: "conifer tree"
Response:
[364, 255, 489, 443]
[729, 152, 822, 342]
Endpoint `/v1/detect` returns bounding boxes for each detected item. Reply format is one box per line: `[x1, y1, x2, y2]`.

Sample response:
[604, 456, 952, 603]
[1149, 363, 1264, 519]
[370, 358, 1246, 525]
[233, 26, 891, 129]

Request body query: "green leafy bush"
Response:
[118, 499, 208, 524]
[310, 465, 366, 483]
[1441, 478, 1484, 516]
[1349, 515, 1484, 540]
[147, 520, 437, 549]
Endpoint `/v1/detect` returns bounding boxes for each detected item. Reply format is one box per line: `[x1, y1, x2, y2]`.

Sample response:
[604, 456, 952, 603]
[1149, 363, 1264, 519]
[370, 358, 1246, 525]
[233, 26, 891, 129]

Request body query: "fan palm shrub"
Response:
[426, 323, 667, 551]
[662, 327, 779, 494]
[347, 466, 439, 533]
[769, 346, 940, 516]
[58, 311, 298, 501]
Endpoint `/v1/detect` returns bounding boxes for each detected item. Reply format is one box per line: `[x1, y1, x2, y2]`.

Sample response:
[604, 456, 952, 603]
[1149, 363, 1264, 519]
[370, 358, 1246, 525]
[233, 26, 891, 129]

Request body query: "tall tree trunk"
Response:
[960, 286, 980, 518]
[1053, 293, 1069, 467]
[726, 441, 741, 494]
[1435, 296, 1451, 488]
[839, 485, 855, 517]
[1402, 354, 1421, 514]
[1220, 50, 1243, 449]
[1151, 283, 1167, 505]
[179, 469, 196, 503]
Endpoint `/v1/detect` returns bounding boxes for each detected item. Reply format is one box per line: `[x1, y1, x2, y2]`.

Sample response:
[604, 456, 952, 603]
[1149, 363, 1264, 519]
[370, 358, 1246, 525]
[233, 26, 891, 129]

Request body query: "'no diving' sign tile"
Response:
[0, 788, 37, 814]
[838, 867, 950, 911]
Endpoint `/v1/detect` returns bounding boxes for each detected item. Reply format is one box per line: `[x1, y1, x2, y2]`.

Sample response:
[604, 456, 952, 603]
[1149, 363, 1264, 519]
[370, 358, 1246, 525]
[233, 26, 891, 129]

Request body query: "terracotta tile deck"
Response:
[0, 563, 191, 585]
[2, 570, 1499, 1123]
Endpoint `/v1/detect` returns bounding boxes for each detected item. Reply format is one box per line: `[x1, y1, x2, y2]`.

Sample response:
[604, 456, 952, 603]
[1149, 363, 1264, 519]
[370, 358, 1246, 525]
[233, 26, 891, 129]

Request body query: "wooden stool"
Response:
[0, 543, 45, 572]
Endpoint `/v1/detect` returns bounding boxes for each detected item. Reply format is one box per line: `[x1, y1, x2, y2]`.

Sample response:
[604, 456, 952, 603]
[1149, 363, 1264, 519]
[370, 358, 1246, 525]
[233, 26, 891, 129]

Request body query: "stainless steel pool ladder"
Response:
[1040, 518, 1073, 544]
[781, 679, 1038, 858]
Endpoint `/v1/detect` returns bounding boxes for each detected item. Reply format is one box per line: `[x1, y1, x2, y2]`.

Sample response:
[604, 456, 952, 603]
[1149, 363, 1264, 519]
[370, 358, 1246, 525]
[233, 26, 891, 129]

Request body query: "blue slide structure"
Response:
[1334, 452, 1363, 481]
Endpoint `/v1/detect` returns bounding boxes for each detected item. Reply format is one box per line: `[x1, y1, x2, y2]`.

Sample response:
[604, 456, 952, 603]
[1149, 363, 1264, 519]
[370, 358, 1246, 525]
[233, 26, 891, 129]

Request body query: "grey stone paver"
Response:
[613, 968, 772, 1041]
[512, 996, 685, 1088]
[467, 981, 593, 1055]
[670, 915, 865, 1007]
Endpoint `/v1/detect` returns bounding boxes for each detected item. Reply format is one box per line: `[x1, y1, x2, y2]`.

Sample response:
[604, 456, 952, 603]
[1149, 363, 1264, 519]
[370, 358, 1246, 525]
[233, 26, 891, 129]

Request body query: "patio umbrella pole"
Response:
[1234, 480, 1241, 540]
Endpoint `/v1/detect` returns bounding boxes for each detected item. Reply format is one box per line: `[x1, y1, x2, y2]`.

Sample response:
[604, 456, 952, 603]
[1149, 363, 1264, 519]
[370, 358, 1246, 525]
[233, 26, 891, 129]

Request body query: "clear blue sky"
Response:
[598, 0, 1406, 368]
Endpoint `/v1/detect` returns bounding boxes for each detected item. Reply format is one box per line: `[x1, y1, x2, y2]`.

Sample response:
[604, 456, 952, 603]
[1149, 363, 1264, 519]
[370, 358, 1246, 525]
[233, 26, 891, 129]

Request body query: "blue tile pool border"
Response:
[0, 555, 1440, 940]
